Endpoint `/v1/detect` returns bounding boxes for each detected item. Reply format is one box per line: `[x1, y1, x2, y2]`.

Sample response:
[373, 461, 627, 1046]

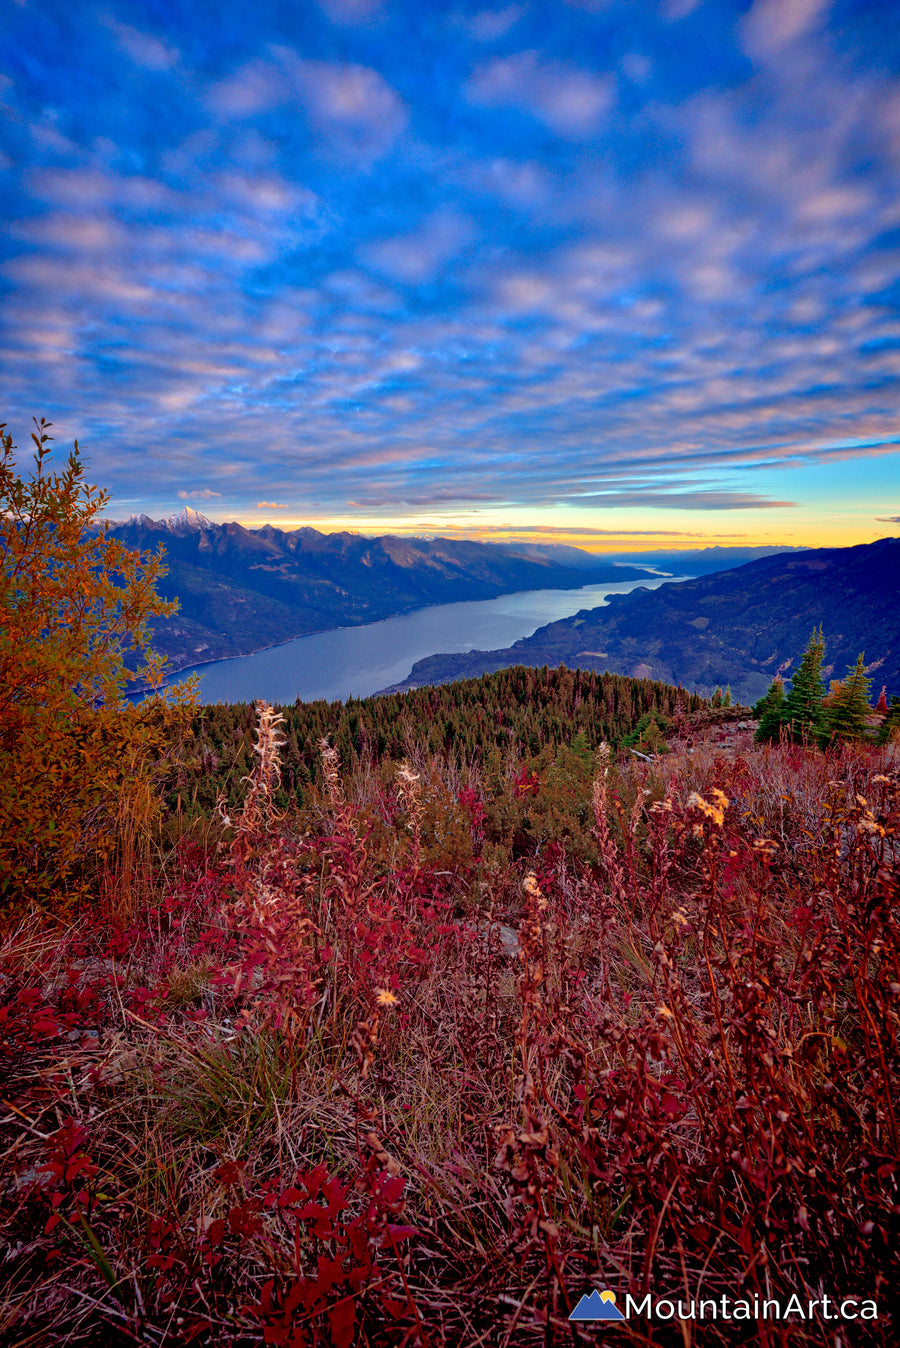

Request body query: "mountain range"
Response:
[106, 509, 655, 678]
[382, 537, 900, 706]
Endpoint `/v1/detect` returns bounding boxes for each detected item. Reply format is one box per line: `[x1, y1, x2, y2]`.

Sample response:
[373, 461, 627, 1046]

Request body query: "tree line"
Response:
[170, 667, 709, 815]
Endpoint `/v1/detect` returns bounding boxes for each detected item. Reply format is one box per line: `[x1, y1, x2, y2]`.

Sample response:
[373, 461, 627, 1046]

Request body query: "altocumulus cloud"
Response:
[0, 0, 898, 528]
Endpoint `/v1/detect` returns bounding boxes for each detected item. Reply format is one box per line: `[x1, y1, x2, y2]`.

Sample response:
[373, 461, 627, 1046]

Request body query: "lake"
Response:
[150, 574, 685, 706]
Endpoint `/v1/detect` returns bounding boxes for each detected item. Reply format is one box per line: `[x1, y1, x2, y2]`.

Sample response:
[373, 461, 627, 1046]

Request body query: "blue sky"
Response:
[2, 0, 900, 550]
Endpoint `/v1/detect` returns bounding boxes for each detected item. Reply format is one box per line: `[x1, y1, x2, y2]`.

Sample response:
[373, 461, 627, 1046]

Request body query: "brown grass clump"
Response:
[0, 715, 897, 1344]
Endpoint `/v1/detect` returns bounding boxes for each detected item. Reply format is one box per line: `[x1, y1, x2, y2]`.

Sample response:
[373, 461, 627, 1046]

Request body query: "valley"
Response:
[385, 536, 900, 705]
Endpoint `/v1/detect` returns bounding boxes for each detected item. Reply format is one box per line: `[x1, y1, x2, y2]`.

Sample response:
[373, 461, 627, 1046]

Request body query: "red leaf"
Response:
[347, 1223, 368, 1262]
[278, 1186, 304, 1207]
[323, 1176, 348, 1218]
[214, 1160, 243, 1187]
[315, 1255, 343, 1298]
[282, 1279, 306, 1316]
[146, 1253, 176, 1271]
[328, 1297, 356, 1348]
[379, 1174, 405, 1205]
[381, 1293, 412, 1319]
[302, 1163, 327, 1201]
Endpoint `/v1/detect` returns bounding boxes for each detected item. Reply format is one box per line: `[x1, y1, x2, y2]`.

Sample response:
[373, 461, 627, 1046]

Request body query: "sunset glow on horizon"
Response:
[3, 0, 900, 553]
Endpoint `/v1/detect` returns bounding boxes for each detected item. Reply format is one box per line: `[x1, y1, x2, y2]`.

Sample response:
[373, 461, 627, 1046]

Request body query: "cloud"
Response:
[209, 49, 408, 163]
[742, 0, 830, 59]
[469, 6, 524, 42]
[621, 52, 652, 84]
[317, 0, 385, 23]
[3, 1, 898, 534]
[178, 488, 222, 500]
[214, 170, 320, 218]
[348, 487, 497, 507]
[362, 210, 475, 284]
[469, 524, 696, 536]
[662, 0, 703, 19]
[467, 51, 614, 136]
[875, 516, 900, 524]
[257, 501, 289, 508]
[10, 161, 326, 326]
[206, 61, 278, 119]
[576, 492, 798, 511]
[105, 19, 180, 70]
[465, 156, 552, 208]
[284, 53, 407, 150]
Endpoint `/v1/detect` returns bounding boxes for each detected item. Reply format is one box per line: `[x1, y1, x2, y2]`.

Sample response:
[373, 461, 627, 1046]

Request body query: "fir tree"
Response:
[782, 628, 826, 745]
[824, 653, 872, 743]
[876, 695, 900, 746]
[876, 686, 888, 714]
[753, 676, 785, 743]
[673, 687, 688, 735]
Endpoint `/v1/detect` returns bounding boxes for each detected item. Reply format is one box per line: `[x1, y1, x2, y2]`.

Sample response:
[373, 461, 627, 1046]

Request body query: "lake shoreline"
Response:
[129, 567, 668, 699]
[130, 572, 681, 707]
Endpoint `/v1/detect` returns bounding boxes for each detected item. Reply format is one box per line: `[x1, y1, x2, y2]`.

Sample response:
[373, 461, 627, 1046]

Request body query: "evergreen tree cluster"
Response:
[753, 628, 884, 746]
[169, 665, 707, 814]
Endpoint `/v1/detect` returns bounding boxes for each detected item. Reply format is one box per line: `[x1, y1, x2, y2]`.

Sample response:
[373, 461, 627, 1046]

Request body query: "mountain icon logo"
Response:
[569, 1289, 626, 1321]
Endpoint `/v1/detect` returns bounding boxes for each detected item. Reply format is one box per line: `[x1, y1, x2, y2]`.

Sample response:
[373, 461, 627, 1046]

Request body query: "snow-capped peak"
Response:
[102, 506, 216, 532]
[163, 506, 213, 532]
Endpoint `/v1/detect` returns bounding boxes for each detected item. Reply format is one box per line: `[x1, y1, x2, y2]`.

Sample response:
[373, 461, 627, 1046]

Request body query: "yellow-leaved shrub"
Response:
[0, 417, 196, 911]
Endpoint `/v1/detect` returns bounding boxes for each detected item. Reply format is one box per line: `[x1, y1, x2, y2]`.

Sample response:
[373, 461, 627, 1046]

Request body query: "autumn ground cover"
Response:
[1, 705, 898, 1347]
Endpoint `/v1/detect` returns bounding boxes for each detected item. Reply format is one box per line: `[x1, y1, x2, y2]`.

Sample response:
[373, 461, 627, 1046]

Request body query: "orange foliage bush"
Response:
[0, 417, 195, 909]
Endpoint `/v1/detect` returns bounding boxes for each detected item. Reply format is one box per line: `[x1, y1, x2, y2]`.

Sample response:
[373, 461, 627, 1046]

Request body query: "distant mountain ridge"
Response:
[384, 537, 900, 705]
[603, 544, 809, 576]
[109, 505, 214, 535]
[104, 513, 655, 679]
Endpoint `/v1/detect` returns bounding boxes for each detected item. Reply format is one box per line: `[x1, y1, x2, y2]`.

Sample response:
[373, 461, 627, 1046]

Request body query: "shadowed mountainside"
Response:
[385, 537, 900, 704]
[106, 509, 653, 677]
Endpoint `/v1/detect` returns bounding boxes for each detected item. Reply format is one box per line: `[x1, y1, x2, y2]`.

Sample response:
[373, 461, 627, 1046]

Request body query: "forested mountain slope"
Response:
[168, 665, 712, 818]
[387, 537, 900, 705]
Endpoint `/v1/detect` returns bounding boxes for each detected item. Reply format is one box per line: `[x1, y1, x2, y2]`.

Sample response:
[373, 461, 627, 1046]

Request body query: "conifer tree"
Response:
[876, 695, 900, 745]
[753, 676, 785, 743]
[782, 628, 826, 745]
[673, 688, 688, 735]
[876, 686, 888, 714]
[824, 653, 872, 743]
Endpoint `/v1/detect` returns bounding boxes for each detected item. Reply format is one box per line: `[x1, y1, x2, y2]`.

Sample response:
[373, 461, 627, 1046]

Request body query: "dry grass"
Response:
[1, 714, 897, 1344]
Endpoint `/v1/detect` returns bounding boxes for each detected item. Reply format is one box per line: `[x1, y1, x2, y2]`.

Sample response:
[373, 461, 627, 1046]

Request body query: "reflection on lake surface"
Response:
[150, 575, 686, 706]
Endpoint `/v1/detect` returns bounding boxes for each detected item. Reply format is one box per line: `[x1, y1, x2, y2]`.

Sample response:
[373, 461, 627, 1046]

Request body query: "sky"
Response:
[2, 0, 900, 553]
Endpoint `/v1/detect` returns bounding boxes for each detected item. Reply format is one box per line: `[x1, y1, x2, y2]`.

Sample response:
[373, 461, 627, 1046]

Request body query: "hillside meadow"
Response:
[1, 667, 898, 1345]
